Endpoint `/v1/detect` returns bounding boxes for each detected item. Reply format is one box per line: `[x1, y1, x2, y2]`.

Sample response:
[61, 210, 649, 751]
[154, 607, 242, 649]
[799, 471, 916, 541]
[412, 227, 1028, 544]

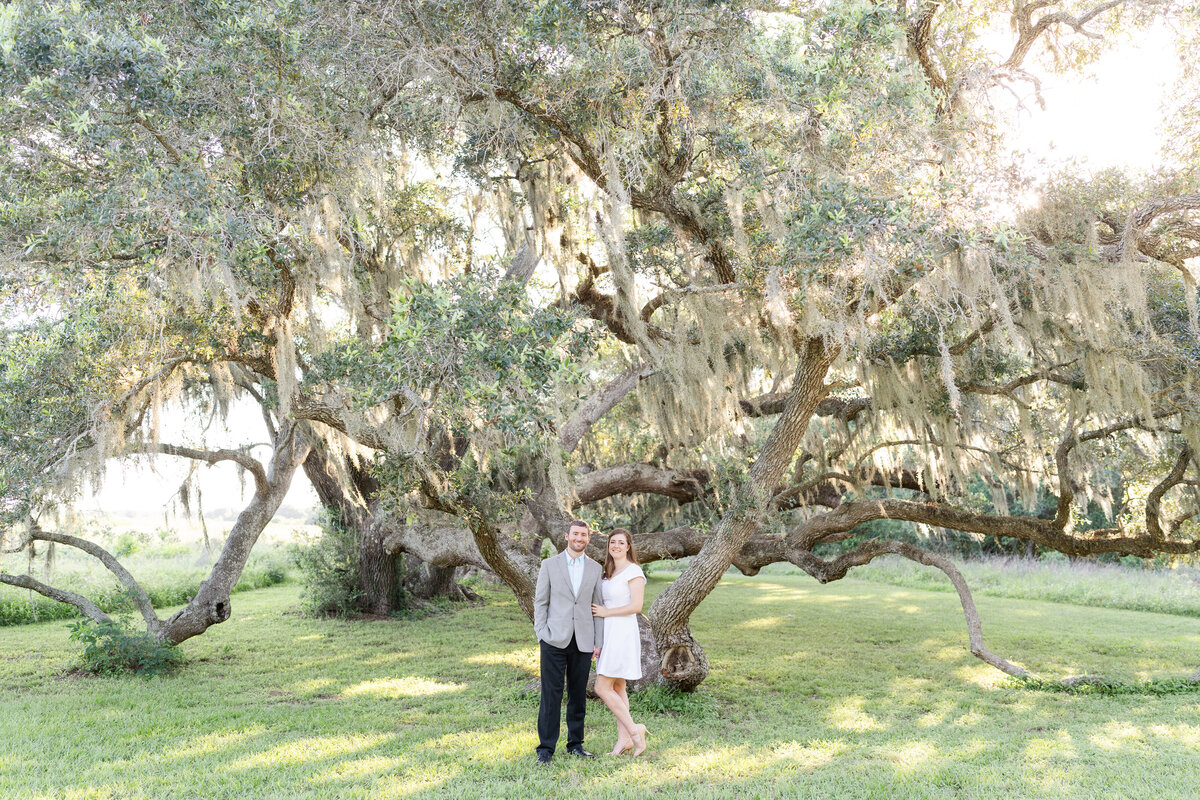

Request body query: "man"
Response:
[532, 519, 604, 764]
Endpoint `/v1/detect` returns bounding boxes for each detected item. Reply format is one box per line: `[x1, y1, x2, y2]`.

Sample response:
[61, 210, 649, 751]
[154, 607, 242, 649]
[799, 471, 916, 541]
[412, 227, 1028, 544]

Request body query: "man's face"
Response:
[566, 525, 590, 554]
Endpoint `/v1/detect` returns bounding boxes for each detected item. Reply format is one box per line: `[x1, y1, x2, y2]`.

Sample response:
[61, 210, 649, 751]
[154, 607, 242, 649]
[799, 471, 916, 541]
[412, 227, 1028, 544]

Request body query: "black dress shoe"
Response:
[566, 745, 595, 758]
[536, 751, 553, 765]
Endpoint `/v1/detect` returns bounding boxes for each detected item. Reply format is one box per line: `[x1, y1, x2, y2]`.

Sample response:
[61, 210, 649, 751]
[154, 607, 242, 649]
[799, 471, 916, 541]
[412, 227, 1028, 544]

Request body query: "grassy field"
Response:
[2, 573, 1199, 800]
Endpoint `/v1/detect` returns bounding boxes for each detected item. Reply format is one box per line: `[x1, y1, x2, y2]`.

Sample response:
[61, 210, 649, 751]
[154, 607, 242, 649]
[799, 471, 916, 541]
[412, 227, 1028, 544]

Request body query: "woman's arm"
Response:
[591, 576, 645, 618]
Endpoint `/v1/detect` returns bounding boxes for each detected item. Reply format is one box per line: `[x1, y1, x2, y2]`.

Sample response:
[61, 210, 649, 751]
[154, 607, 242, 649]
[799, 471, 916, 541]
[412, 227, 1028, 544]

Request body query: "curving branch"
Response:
[742, 393, 871, 421]
[591, 525, 705, 565]
[157, 421, 311, 644]
[564, 253, 670, 345]
[575, 463, 711, 506]
[143, 443, 268, 494]
[799, 495, 1200, 558]
[1141, 445, 1192, 542]
[1054, 410, 1178, 526]
[790, 540, 1030, 676]
[0, 572, 111, 624]
[906, 2, 949, 100]
[772, 467, 925, 511]
[1003, 0, 1154, 70]
[27, 529, 158, 630]
[291, 393, 407, 453]
[958, 361, 1082, 397]
[379, 521, 492, 571]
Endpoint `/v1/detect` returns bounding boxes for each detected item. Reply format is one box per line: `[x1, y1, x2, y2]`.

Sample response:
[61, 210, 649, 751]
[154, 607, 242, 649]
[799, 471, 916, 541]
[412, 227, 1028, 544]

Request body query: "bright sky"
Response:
[80, 20, 1185, 530]
[999, 21, 1178, 174]
[80, 397, 319, 533]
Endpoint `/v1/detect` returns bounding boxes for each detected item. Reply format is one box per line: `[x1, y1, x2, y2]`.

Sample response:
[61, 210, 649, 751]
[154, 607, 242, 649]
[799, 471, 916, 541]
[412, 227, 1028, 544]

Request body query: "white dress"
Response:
[595, 563, 645, 680]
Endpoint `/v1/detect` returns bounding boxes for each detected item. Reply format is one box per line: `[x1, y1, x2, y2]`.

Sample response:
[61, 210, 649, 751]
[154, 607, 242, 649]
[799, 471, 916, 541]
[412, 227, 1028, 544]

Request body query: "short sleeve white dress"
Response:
[595, 563, 645, 680]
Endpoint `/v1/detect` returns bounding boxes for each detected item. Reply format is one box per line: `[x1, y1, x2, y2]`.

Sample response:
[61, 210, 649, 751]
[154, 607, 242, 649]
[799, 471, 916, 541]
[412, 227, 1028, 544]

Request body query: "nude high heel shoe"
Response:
[632, 724, 648, 756]
[611, 735, 633, 756]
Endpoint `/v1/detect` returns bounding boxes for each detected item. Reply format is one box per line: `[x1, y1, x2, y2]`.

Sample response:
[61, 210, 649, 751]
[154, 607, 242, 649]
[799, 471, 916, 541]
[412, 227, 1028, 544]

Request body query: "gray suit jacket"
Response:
[533, 550, 605, 652]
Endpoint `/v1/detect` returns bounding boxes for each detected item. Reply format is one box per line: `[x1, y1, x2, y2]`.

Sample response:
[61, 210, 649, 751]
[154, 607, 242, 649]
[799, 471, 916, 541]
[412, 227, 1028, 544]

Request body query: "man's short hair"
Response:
[567, 520, 590, 534]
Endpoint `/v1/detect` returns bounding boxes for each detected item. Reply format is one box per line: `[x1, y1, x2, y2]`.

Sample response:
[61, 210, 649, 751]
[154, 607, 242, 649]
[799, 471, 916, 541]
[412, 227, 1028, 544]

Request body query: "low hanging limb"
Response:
[0, 572, 111, 624]
[18, 528, 160, 631]
[790, 540, 1031, 677]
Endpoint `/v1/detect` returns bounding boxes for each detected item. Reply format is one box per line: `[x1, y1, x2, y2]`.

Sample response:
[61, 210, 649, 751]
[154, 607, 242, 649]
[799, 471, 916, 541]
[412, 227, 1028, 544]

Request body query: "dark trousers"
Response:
[537, 636, 591, 754]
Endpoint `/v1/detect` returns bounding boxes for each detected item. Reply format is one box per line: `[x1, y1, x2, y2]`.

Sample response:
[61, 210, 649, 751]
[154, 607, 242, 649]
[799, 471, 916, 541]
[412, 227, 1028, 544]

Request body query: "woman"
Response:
[591, 528, 649, 756]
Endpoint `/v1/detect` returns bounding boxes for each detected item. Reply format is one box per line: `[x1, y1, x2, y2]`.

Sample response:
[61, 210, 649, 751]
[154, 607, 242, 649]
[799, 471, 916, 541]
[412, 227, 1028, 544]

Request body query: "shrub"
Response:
[111, 531, 149, 558]
[291, 511, 363, 616]
[68, 619, 183, 676]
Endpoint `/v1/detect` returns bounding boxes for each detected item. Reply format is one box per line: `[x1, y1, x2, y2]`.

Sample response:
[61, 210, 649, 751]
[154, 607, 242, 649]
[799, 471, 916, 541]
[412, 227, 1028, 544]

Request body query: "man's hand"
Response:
[592, 647, 601, 660]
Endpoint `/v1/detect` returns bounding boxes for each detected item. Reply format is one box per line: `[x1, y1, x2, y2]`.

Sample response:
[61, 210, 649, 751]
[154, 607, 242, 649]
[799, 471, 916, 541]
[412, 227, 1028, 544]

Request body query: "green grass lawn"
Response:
[2, 574, 1199, 800]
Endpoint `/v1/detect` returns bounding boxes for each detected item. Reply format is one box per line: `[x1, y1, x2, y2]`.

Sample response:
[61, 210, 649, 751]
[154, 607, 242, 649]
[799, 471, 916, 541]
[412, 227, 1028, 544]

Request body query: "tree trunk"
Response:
[159, 430, 309, 644]
[360, 522, 399, 615]
[583, 613, 663, 696]
[647, 338, 837, 689]
[403, 561, 477, 601]
[302, 443, 474, 612]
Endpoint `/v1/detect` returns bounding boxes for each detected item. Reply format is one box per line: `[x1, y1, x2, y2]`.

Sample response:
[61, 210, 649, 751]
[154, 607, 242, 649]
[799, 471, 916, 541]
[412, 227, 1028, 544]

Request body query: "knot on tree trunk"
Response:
[208, 599, 231, 625]
[655, 626, 709, 692]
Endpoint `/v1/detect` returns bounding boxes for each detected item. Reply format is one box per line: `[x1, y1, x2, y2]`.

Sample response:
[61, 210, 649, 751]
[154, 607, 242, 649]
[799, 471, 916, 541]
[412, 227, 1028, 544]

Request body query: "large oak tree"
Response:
[1, 0, 1197, 689]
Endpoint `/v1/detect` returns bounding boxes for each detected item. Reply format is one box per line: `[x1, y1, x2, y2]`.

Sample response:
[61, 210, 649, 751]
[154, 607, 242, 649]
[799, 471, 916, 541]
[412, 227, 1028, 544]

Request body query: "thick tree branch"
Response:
[158, 422, 310, 644]
[1143, 445, 1192, 542]
[379, 521, 492, 571]
[291, 394, 406, 453]
[1004, 0, 1147, 70]
[564, 253, 669, 345]
[0, 572, 111, 624]
[559, 364, 657, 454]
[28, 529, 158, 629]
[907, 2, 949, 99]
[799, 496, 1200, 558]
[575, 463, 711, 506]
[742, 393, 871, 421]
[958, 361, 1082, 397]
[790, 540, 1030, 676]
[144, 443, 268, 494]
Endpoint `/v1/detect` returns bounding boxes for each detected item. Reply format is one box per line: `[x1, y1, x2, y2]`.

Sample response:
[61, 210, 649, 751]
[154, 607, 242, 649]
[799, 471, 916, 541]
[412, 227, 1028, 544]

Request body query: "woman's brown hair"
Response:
[602, 528, 638, 579]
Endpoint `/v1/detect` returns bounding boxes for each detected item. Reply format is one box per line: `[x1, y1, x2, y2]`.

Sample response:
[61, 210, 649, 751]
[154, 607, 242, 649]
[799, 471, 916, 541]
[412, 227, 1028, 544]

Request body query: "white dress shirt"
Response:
[565, 551, 585, 597]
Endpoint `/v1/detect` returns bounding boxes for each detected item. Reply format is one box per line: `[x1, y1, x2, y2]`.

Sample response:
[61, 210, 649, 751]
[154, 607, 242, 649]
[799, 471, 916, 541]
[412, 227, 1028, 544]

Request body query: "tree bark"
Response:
[360, 522, 399, 615]
[647, 337, 837, 689]
[158, 425, 310, 644]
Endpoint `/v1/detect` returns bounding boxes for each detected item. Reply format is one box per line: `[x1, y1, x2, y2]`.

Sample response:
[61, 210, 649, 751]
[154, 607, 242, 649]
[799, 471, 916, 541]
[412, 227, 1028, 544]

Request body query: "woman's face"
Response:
[608, 534, 630, 559]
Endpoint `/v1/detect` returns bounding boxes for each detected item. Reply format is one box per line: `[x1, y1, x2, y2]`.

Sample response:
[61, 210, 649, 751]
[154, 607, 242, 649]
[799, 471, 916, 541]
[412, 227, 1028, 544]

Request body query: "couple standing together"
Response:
[533, 520, 649, 764]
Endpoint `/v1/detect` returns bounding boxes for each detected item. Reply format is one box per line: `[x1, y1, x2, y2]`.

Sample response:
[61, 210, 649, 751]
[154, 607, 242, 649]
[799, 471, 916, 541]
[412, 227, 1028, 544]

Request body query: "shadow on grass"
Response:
[4, 579, 1200, 799]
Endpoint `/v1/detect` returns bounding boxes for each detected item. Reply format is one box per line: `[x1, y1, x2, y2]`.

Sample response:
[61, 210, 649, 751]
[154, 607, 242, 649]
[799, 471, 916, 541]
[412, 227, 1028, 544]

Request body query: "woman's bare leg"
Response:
[614, 679, 648, 755]
[614, 678, 631, 721]
[594, 674, 636, 753]
[611, 678, 635, 753]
